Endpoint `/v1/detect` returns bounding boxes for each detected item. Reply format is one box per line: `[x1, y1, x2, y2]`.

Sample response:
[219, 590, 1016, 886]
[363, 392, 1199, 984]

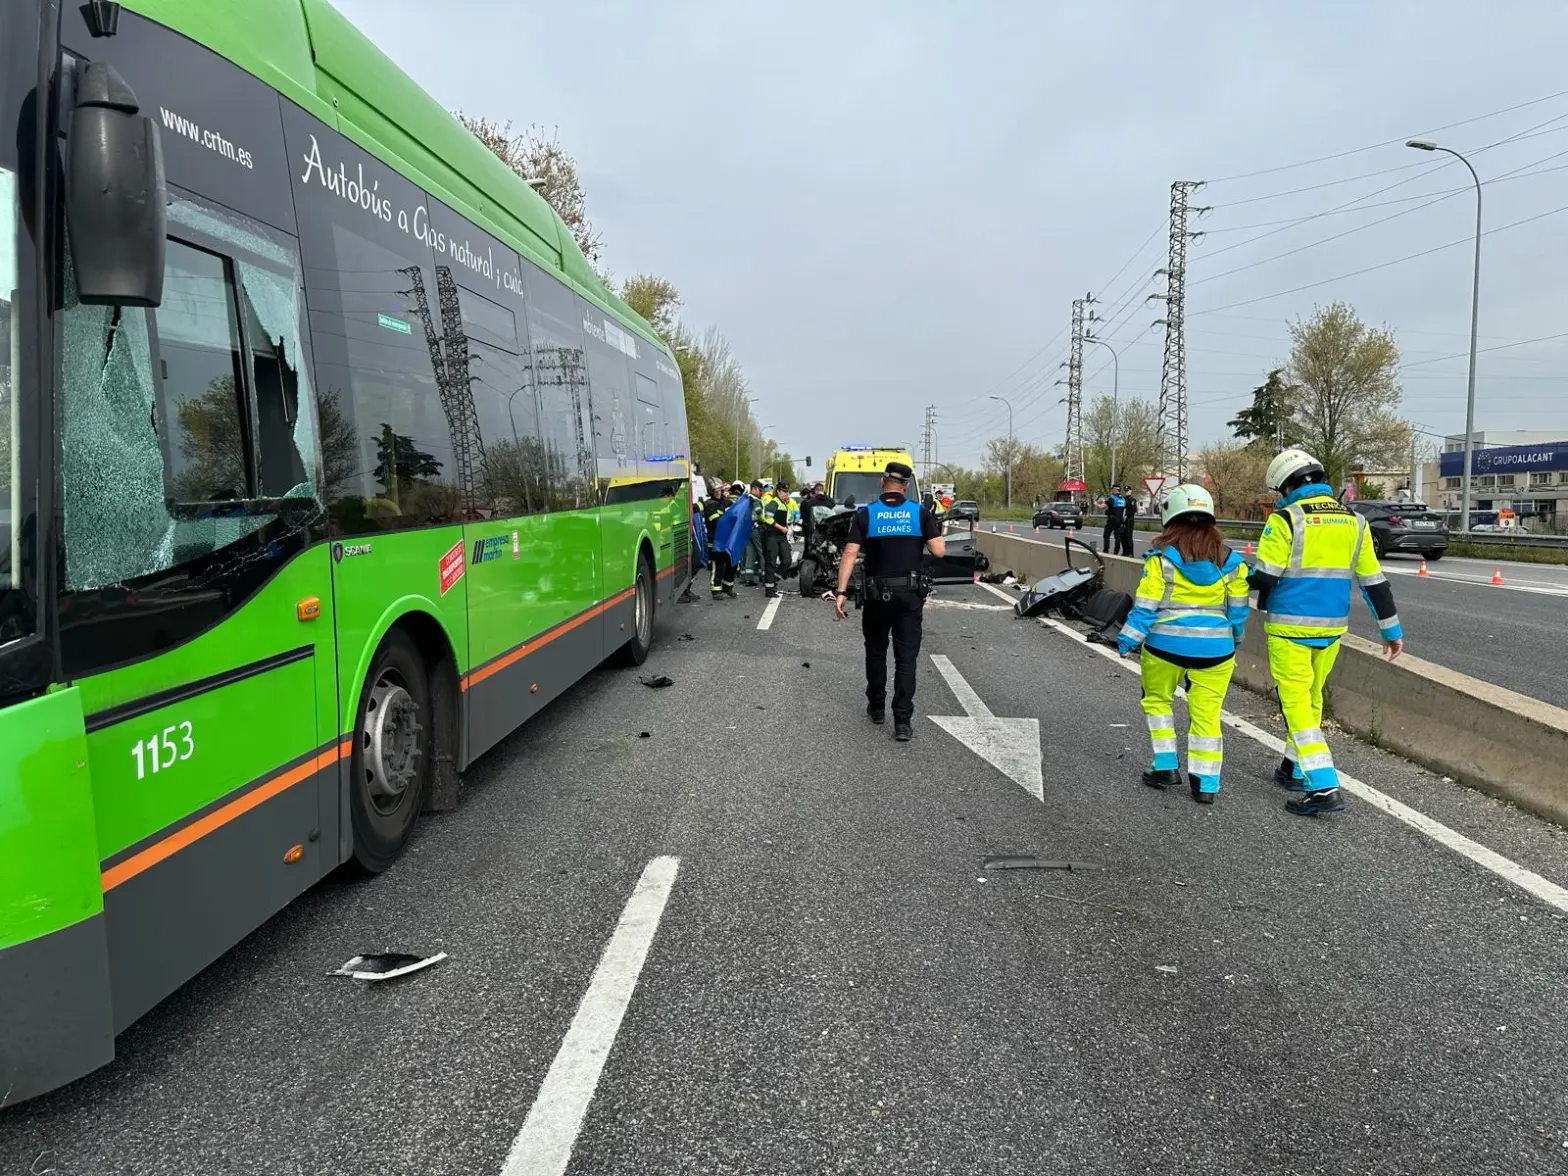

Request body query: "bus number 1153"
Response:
[130, 722, 196, 780]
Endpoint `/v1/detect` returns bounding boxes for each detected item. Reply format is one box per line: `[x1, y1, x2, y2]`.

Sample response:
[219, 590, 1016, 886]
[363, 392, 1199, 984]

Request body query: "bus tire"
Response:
[613, 553, 655, 667]
[349, 629, 431, 873]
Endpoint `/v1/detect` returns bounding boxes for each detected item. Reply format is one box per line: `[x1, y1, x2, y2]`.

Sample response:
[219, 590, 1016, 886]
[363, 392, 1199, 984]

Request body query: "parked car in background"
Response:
[1032, 500, 1085, 529]
[1350, 499, 1449, 559]
[946, 500, 980, 524]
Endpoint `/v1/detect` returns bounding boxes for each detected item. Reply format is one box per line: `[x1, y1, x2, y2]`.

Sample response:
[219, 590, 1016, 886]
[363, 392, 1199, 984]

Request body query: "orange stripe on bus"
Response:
[100, 740, 349, 893]
[462, 588, 635, 691]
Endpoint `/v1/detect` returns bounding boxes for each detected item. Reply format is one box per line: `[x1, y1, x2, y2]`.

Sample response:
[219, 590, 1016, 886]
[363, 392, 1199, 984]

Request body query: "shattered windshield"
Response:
[59, 195, 321, 592]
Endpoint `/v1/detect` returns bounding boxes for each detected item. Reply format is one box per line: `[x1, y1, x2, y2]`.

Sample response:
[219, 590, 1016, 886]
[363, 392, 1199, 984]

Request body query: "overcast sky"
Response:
[337, 0, 1568, 470]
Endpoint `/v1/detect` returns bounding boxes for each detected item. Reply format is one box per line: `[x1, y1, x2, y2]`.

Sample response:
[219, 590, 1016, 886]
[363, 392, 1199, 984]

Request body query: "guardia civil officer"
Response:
[1249, 449, 1404, 816]
[830, 461, 944, 742]
[760, 482, 792, 598]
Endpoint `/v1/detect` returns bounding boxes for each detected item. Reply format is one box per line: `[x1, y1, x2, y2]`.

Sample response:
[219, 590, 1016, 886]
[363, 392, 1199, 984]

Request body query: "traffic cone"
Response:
[1008, 523, 1015, 532]
[1491, 566, 1503, 586]
[1418, 557, 1428, 577]
[1244, 540, 1254, 555]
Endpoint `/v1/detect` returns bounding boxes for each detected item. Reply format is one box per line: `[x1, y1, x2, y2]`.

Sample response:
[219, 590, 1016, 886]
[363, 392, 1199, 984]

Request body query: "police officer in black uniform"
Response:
[830, 461, 945, 742]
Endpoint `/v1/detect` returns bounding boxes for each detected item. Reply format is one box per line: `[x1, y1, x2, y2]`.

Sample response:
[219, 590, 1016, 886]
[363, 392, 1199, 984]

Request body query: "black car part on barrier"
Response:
[1013, 537, 1133, 644]
[1015, 536, 1102, 618]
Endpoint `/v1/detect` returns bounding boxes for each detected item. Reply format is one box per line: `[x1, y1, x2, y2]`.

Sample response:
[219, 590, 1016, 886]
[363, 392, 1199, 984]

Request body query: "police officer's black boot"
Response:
[894, 722, 913, 742]
[1141, 768, 1180, 789]
[866, 704, 885, 725]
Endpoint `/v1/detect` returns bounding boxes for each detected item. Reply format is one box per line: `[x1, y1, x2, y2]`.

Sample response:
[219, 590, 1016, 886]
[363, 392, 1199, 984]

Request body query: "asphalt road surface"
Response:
[974, 521, 1567, 705]
[5, 582, 1568, 1175]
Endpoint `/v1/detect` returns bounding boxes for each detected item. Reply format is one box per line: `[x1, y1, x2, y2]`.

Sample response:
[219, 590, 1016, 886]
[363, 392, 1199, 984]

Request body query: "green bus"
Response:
[0, 0, 693, 1102]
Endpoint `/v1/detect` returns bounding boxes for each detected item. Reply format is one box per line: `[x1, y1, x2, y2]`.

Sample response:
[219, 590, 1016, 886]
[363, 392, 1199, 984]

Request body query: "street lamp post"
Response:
[1085, 334, 1121, 488]
[989, 394, 1014, 509]
[1408, 138, 1483, 533]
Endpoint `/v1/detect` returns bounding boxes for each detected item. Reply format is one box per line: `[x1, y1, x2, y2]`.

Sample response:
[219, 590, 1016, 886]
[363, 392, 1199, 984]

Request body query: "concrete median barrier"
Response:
[975, 529, 1568, 828]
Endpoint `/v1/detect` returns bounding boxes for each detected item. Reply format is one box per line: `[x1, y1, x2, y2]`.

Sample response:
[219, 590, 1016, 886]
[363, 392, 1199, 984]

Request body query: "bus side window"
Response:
[59, 198, 320, 592]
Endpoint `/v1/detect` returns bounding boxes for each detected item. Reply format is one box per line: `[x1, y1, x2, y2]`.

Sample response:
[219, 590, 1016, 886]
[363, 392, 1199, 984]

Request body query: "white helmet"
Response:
[1265, 448, 1325, 493]
[1161, 483, 1216, 525]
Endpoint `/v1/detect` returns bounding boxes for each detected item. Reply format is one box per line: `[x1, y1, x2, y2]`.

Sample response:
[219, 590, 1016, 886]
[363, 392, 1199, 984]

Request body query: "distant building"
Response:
[1416, 430, 1568, 531]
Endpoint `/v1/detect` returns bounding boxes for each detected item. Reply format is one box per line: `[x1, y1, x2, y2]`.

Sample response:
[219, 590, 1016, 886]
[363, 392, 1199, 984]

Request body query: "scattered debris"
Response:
[1173, 880, 1188, 887]
[982, 856, 1105, 872]
[1109, 723, 1129, 728]
[638, 674, 674, 688]
[1155, 964, 1178, 975]
[802, 661, 811, 668]
[639, 732, 651, 739]
[332, 952, 447, 982]
[677, 633, 696, 641]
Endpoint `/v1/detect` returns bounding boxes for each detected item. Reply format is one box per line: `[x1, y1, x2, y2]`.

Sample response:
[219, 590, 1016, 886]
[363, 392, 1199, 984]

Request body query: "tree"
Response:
[1284, 302, 1411, 488]
[1228, 369, 1302, 450]
[1081, 395, 1161, 493]
[981, 438, 1062, 509]
[173, 376, 250, 501]
[317, 387, 360, 502]
[455, 115, 602, 266]
[620, 274, 681, 340]
[688, 326, 756, 480]
[1195, 440, 1271, 518]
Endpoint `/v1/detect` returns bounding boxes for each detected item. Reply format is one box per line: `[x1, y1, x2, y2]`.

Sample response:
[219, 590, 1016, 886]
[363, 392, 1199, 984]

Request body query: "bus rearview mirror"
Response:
[66, 61, 166, 307]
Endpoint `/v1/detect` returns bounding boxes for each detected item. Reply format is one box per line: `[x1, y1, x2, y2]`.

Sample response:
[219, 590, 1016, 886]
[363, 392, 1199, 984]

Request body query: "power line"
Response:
[1201, 160, 1568, 232]
[1190, 199, 1568, 316]
[1203, 86, 1568, 183]
[1199, 142, 1568, 268]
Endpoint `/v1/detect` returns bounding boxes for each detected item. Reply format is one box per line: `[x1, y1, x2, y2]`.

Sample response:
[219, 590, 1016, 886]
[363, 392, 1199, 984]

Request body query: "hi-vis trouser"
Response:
[1267, 635, 1341, 792]
[1139, 652, 1235, 794]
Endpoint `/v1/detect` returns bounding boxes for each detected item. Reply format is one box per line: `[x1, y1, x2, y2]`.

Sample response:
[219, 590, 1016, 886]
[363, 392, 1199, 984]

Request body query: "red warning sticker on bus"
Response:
[438, 541, 466, 595]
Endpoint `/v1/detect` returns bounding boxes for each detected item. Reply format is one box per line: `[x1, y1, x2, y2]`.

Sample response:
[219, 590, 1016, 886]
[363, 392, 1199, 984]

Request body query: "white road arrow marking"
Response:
[928, 654, 1044, 801]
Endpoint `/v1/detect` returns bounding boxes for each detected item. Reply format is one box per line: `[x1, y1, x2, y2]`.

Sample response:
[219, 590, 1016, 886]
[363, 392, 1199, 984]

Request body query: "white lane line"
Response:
[975, 580, 1023, 605]
[1382, 566, 1568, 597]
[1218, 713, 1568, 913]
[1029, 613, 1568, 914]
[927, 599, 1012, 611]
[501, 856, 681, 1176]
[757, 595, 783, 630]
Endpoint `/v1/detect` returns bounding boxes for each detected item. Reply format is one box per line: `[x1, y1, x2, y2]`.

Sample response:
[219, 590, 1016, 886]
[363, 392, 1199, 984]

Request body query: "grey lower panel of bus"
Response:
[465, 608, 613, 767]
[103, 761, 333, 1034]
[0, 914, 116, 1104]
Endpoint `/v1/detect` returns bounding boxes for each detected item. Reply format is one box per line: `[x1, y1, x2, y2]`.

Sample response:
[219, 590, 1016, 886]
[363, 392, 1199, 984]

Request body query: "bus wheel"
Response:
[614, 554, 655, 667]
[350, 630, 431, 873]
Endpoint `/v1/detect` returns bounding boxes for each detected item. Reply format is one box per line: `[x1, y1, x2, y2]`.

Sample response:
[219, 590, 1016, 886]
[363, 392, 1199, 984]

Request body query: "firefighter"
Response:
[1117, 485, 1251, 804]
[1250, 449, 1404, 816]
[707, 481, 743, 598]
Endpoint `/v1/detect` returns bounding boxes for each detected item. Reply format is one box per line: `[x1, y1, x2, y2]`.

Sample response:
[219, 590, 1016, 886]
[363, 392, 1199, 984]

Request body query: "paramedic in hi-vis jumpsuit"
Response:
[1117, 485, 1251, 804]
[1249, 449, 1404, 816]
